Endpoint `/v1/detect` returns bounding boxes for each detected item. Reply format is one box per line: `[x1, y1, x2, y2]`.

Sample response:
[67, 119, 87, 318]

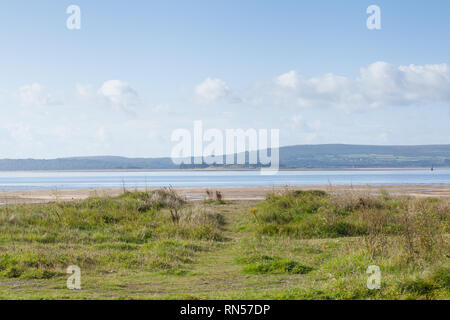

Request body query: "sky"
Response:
[0, 0, 449, 158]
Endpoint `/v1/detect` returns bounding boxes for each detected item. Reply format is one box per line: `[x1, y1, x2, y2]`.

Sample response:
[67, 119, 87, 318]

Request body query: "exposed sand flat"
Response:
[0, 185, 449, 204]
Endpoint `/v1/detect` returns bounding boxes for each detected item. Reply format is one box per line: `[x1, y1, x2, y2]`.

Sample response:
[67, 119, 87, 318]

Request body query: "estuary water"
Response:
[0, 169, 448, 190]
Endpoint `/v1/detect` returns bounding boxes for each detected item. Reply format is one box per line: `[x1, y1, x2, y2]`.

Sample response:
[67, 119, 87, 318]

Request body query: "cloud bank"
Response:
[19, 83, 60, 106]
[196, 62, 450, 110]
[274, 62, 450, 109]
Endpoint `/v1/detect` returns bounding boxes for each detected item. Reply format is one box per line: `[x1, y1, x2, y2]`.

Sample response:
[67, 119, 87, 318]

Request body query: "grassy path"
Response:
[0, 193, 448, 300]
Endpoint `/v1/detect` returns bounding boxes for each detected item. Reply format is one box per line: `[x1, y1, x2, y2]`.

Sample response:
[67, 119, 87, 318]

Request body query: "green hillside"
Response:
[0, 144, 449, 170]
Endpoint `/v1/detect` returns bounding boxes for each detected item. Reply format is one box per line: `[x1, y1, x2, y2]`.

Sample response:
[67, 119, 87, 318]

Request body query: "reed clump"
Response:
[204, 189, 226, 204]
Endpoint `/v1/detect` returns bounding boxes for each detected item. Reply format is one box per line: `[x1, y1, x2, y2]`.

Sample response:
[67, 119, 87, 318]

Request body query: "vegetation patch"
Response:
[0, 189, 448, 299]
[398, 266, 450, 298]
[238, 255, 312, 275]
[251, 190, 449, 262]
[0, 189, 224, 280]
[204, 189, 227, 205]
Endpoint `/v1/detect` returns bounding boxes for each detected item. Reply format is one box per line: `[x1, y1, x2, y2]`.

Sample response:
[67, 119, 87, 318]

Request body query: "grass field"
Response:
[0, 188, 448, 300]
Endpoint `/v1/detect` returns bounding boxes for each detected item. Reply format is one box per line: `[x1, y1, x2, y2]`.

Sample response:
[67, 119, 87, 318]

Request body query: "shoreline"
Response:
[1, 185, 449, 204]
[0, 167, 449, 173]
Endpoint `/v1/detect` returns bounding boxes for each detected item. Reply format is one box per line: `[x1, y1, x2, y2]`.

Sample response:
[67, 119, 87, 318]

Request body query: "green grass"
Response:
[252, 190, 449, 240]
[0, 189, 448, 300]
[237, 255, 313, 275]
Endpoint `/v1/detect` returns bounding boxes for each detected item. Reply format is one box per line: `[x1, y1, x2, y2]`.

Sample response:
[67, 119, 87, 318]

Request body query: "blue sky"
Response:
[0, 0, 449, 158]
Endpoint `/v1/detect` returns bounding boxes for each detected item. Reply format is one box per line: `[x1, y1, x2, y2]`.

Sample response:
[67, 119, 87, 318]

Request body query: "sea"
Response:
[0, 169, 448, 190]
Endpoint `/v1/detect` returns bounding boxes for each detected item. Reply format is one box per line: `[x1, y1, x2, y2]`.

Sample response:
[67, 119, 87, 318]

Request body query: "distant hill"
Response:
[0, 156, 177, 171]
[0, 144, 449, 170]
[278, 144, 450, 169]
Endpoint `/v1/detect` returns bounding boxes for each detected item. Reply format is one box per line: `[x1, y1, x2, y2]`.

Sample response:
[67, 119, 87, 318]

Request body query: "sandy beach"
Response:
[1, 185, 449, 204]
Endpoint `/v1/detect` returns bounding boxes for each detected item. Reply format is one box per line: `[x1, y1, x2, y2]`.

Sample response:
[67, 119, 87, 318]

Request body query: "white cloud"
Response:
[195, 77, 232, 103]
[98, 80, 139, 110]
[273, 62, 450, 110]
[290, 114, 321, 132]
[190, 62, 450, 109]
[76, 83, 93, 98]
[96, 126, 107, 143]
[275, 70, 299, 89]
[152, 103, 171, 113]
[6, 123, 33, 142]
[359, 62, 450, 107]
[19, 83, 60, 106]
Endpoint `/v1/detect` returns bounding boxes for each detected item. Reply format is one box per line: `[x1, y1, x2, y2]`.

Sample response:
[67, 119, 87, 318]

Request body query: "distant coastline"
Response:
[1, 144, 449, 171]
[0, 167, 449, 173]
[1, 185, 450, 205]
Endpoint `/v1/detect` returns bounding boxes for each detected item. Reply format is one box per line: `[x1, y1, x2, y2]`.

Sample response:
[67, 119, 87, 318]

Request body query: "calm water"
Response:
[0, 169, 448, 190]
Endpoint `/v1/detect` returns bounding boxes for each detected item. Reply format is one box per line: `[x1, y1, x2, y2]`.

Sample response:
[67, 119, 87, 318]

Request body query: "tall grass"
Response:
[0, 189, 224, 279]
[251, 190, 449, 263]
[204, 189, 226, 204]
